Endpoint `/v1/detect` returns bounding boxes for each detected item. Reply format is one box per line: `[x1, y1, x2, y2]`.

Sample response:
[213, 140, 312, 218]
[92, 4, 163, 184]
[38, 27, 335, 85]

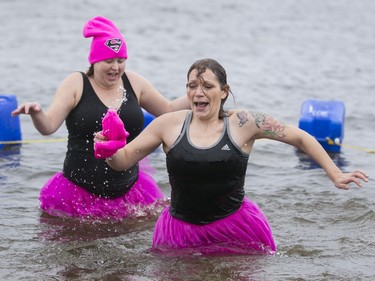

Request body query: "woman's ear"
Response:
[221, 89, 229, 100]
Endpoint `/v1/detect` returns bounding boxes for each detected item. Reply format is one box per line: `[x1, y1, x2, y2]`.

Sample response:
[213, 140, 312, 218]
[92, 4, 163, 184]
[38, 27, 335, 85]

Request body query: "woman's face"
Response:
[94, 58, 126, 86]
[186, 68, 227, 119]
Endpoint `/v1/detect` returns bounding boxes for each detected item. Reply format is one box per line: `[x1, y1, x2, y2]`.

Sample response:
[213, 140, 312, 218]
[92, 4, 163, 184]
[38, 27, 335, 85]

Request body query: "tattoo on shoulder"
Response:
[237, 111, 249, 127]
[248, 110, 286, 138]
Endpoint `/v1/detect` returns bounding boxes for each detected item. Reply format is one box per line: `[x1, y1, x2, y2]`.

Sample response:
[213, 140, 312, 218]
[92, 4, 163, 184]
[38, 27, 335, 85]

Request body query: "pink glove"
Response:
[94, 109, 130, 159]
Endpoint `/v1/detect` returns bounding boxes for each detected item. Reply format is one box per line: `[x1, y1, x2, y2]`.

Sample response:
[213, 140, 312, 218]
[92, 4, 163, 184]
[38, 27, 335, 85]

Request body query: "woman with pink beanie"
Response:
[11, 16, 190, 220]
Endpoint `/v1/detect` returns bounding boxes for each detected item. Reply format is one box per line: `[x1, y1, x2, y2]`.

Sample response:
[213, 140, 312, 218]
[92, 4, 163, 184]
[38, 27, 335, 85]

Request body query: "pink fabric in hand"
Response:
[94, 109, 129, 159]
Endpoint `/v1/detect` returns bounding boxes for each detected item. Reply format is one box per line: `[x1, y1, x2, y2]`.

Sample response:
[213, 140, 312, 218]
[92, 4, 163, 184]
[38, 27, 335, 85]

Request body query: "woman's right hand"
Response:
[11, 102, 42, 116]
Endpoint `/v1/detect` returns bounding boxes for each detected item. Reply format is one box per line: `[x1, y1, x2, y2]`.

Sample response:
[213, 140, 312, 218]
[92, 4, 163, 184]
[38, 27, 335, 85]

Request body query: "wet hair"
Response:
[187, 58, 232, 119]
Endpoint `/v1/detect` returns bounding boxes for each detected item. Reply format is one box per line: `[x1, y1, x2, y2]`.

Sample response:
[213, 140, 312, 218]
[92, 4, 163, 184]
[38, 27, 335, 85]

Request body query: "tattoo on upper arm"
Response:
[237, 111, 249, 127]
[248, 110, 286, 138]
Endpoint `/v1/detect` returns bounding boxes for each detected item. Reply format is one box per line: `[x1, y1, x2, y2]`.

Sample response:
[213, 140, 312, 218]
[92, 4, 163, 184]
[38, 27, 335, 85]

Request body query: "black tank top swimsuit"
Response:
[166, 111, 249, 225]
[63, 72, 144, 198]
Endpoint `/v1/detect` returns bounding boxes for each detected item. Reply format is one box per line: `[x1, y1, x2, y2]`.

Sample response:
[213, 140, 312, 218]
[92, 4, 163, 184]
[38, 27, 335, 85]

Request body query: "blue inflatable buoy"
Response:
[0, 94, 22, 149]
[142, 108, 155, 129]
[298, 99, 345, 153]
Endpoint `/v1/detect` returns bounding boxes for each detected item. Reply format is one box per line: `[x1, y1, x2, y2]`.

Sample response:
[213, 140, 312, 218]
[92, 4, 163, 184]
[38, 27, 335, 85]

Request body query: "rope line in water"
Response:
[1, 137, 374, 154]
[326, 137, 375, 154]
[0, 138, 67, 145]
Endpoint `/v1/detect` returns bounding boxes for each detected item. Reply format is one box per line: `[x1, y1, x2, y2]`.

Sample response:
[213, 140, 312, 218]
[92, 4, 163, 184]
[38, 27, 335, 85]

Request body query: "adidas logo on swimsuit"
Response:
[221, 144, 230, 151]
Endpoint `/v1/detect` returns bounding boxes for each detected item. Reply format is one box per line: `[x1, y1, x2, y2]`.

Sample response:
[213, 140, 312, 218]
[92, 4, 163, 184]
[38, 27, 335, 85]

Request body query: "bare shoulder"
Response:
[154, 110, 190, 124]
[147, 110, 190, 149]
[227, 108, 255, 127]
[56, 72, 82, 88]
[149, 110, 189, 134]
[125, 70, 146, 82]
[227, 108, 286, 138]
[125, 70, 154, 101]
[54, 72, 82, 95]
[228, 108, 272, 125]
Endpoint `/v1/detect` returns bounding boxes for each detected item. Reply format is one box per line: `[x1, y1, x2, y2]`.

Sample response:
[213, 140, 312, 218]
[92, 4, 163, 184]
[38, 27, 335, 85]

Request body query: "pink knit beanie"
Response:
[83, 16, 128, 64]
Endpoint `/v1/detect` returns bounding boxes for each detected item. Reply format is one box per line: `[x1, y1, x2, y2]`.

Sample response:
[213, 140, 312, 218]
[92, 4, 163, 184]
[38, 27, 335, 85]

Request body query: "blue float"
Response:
[0, 94, 22, 149]
[142, 108, 155, 129]
[298, 99, 345, 153]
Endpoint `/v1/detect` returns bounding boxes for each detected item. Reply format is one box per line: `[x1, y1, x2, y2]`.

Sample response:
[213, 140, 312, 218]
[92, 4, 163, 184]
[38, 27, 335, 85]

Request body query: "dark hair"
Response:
[187, 58, 232, 118]
[86, 65, 94, 76]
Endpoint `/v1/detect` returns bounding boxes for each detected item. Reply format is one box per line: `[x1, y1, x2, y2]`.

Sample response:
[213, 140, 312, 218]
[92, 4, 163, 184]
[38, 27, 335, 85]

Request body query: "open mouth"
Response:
[194, 102, 209, 109]
[108, 73, 118, 80]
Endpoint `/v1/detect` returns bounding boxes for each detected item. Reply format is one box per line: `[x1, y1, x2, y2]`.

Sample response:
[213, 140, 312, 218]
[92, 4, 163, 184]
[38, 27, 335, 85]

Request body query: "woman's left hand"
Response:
[333, 170, 369, 190]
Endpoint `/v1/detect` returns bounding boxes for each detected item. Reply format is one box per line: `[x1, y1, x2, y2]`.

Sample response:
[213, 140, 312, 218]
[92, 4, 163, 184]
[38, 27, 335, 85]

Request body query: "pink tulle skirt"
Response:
[152, 197, 276, 255]
[39, 160, 166, 220]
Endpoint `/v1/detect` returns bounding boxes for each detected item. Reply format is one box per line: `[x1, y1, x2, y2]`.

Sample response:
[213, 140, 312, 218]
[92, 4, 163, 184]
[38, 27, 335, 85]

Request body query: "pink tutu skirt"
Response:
[152, 197, 276, 255]
[39, 160, 166, 220]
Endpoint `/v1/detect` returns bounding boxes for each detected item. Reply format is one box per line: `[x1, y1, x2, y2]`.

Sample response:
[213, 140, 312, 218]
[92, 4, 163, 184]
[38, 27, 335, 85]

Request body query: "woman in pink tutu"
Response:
[11, 16, 189, 220]
[95, 58, 368, 254]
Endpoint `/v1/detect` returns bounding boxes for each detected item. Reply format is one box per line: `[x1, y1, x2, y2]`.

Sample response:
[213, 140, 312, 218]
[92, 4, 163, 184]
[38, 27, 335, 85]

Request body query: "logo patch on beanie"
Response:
[105, 38, 123, 53]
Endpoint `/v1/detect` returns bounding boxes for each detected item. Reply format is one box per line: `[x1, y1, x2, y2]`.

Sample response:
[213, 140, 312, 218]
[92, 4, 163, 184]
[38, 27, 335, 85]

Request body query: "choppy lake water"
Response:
[1, 0, 374, 280]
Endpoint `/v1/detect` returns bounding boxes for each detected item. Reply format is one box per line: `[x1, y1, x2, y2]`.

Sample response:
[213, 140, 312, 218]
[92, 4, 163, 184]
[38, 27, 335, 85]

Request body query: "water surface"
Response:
[1, 0, 374, 280]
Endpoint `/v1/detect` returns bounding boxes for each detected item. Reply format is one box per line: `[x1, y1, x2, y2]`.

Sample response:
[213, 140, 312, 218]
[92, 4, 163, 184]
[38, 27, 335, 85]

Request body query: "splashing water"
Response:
[110, 85, 127, 114]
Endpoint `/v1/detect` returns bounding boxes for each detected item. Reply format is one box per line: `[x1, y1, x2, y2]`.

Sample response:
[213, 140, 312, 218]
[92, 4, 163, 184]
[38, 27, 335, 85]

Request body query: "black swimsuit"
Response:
[166, 111, 249, 224]
[63, 72, 144, 198]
